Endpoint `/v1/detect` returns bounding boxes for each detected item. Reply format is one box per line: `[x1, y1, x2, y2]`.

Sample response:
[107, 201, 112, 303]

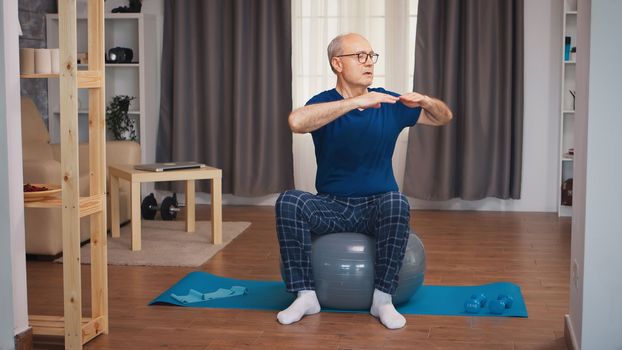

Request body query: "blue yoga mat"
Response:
[149, 272, 528, 317]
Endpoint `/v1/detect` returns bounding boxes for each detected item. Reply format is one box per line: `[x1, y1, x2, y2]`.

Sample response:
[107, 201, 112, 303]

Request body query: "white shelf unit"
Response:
[557, 0, 577, 217]
[46, 13, 157, 163]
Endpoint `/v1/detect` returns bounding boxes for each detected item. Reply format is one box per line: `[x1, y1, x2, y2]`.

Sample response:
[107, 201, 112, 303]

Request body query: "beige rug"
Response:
[55, 221, 251, 267]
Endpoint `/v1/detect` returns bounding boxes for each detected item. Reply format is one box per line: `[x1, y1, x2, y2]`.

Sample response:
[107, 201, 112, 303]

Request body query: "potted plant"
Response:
[106, 95, 137, 141]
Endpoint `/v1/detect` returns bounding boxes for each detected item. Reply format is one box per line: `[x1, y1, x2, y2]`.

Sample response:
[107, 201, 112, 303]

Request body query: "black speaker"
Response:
[106, 47, 134, 63]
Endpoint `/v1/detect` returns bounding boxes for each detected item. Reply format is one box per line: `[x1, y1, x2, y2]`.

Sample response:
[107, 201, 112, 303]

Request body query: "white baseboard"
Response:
[565, 314, 579, 350]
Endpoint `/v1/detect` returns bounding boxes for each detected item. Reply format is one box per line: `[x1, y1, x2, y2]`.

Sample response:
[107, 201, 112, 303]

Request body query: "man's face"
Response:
[333, 35, 375, 87]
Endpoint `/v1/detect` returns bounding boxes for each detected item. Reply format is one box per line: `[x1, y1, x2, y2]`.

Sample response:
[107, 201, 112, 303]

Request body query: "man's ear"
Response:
[331, 57, 343, 73]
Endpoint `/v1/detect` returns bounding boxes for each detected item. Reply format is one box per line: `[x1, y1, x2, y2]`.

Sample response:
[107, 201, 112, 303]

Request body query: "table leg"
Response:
[211, 176, 222, 244]
[110, 175, 120, 238]
[131, 181, 141, 251]
[186, 180, 195, 233]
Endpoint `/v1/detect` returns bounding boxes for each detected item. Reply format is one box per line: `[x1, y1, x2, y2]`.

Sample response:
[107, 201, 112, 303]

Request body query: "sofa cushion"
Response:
[21, 96, 54, 161]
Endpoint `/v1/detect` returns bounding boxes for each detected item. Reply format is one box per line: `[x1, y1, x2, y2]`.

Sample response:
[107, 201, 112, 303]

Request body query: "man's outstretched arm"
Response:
[289, 92, 399, 133]
[399, 92, 453, 126]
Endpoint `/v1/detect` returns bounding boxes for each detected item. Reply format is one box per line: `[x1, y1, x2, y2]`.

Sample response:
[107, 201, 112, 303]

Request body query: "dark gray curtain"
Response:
[156, 0, 294, 196]
[404, 0, 524, 200]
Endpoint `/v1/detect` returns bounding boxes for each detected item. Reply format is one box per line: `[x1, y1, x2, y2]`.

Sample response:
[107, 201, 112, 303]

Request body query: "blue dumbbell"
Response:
[489, 295, 514, 314]
[497, 294, 514, 308]
[464, 293, 487, 313]
[470, 293, 487, 307]
[464, 299, 481, 314]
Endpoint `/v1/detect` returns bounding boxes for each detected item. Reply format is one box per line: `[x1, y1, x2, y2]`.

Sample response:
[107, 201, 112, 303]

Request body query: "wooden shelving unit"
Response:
[19, 70, 102, 88]
[20, 0, 108, 348]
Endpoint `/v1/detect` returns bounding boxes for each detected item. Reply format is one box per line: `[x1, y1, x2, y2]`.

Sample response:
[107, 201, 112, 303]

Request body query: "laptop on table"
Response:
[134, 161, 206, 172]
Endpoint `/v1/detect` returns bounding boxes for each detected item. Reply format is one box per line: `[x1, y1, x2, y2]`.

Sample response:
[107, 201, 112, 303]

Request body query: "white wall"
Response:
[1, 0, 29, 344]
[569, 0, 622, 349]
[568, 0, 590, 345]
[0, 1, 16, 347]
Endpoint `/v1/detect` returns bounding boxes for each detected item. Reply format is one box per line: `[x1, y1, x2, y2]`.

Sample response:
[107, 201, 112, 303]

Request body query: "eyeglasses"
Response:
[336, 52, 379, 64]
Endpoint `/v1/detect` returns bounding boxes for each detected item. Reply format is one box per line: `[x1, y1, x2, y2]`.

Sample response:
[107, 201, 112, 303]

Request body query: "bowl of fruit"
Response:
[23, 183, 61, 202]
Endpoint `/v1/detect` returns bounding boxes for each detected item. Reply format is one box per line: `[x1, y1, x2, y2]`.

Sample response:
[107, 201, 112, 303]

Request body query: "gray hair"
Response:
[327, 34, 346, 74]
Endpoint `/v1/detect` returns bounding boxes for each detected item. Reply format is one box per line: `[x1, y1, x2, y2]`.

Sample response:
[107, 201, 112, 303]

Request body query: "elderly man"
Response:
[276, 33, 452, 329]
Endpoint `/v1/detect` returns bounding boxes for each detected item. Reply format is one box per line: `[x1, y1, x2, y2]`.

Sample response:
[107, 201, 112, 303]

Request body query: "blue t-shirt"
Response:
[307, 87, 422, 197]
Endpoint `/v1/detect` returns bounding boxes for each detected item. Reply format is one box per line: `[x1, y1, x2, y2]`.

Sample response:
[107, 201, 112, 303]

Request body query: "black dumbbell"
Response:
[141, 193, 158, 220]
[160, 193, 180, 220]
[141, 193, 181, 220]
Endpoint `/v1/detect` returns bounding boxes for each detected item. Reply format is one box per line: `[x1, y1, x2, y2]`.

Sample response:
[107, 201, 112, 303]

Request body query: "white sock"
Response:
[370, 288, 406, 329]
[277, 290, 321, 325]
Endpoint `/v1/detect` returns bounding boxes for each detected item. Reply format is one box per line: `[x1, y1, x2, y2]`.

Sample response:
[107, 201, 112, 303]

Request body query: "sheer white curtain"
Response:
[291, 0, 418, 192]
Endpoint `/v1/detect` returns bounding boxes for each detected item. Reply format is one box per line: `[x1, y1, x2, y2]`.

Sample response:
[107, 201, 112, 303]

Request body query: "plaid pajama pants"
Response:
[275, 189, 411, 295]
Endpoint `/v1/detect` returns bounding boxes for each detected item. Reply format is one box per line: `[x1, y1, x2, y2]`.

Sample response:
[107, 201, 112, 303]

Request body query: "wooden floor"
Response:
[27, 206, 571, 349]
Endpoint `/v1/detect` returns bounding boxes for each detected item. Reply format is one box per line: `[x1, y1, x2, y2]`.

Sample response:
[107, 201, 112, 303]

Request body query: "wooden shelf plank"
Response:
[24, 194, 106, 218]
[101, 13, 144, 19]
[23, 197, 62, 208]
[78, 63, 139, 68]
[20, 70, 103, 89]
[105, 63, 139, 67]
[78, 70, 103, 88]
[81, 316, 106, 344]
[79, 194, 106, 217]
[53, 110, 141, 115]
[49, 13, 145, 20]
[29, 315, 105, 345]
[20, 73, 59, 79]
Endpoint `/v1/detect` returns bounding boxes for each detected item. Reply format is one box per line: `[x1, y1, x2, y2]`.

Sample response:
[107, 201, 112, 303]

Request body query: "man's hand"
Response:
[399, 92, 453, 126]
[398, 92, 430, 108]
[354, 92, 399, 109]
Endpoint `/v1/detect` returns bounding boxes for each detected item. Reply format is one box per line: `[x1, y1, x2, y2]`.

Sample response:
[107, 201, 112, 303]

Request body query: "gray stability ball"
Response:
[311, 231, 426, 310]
